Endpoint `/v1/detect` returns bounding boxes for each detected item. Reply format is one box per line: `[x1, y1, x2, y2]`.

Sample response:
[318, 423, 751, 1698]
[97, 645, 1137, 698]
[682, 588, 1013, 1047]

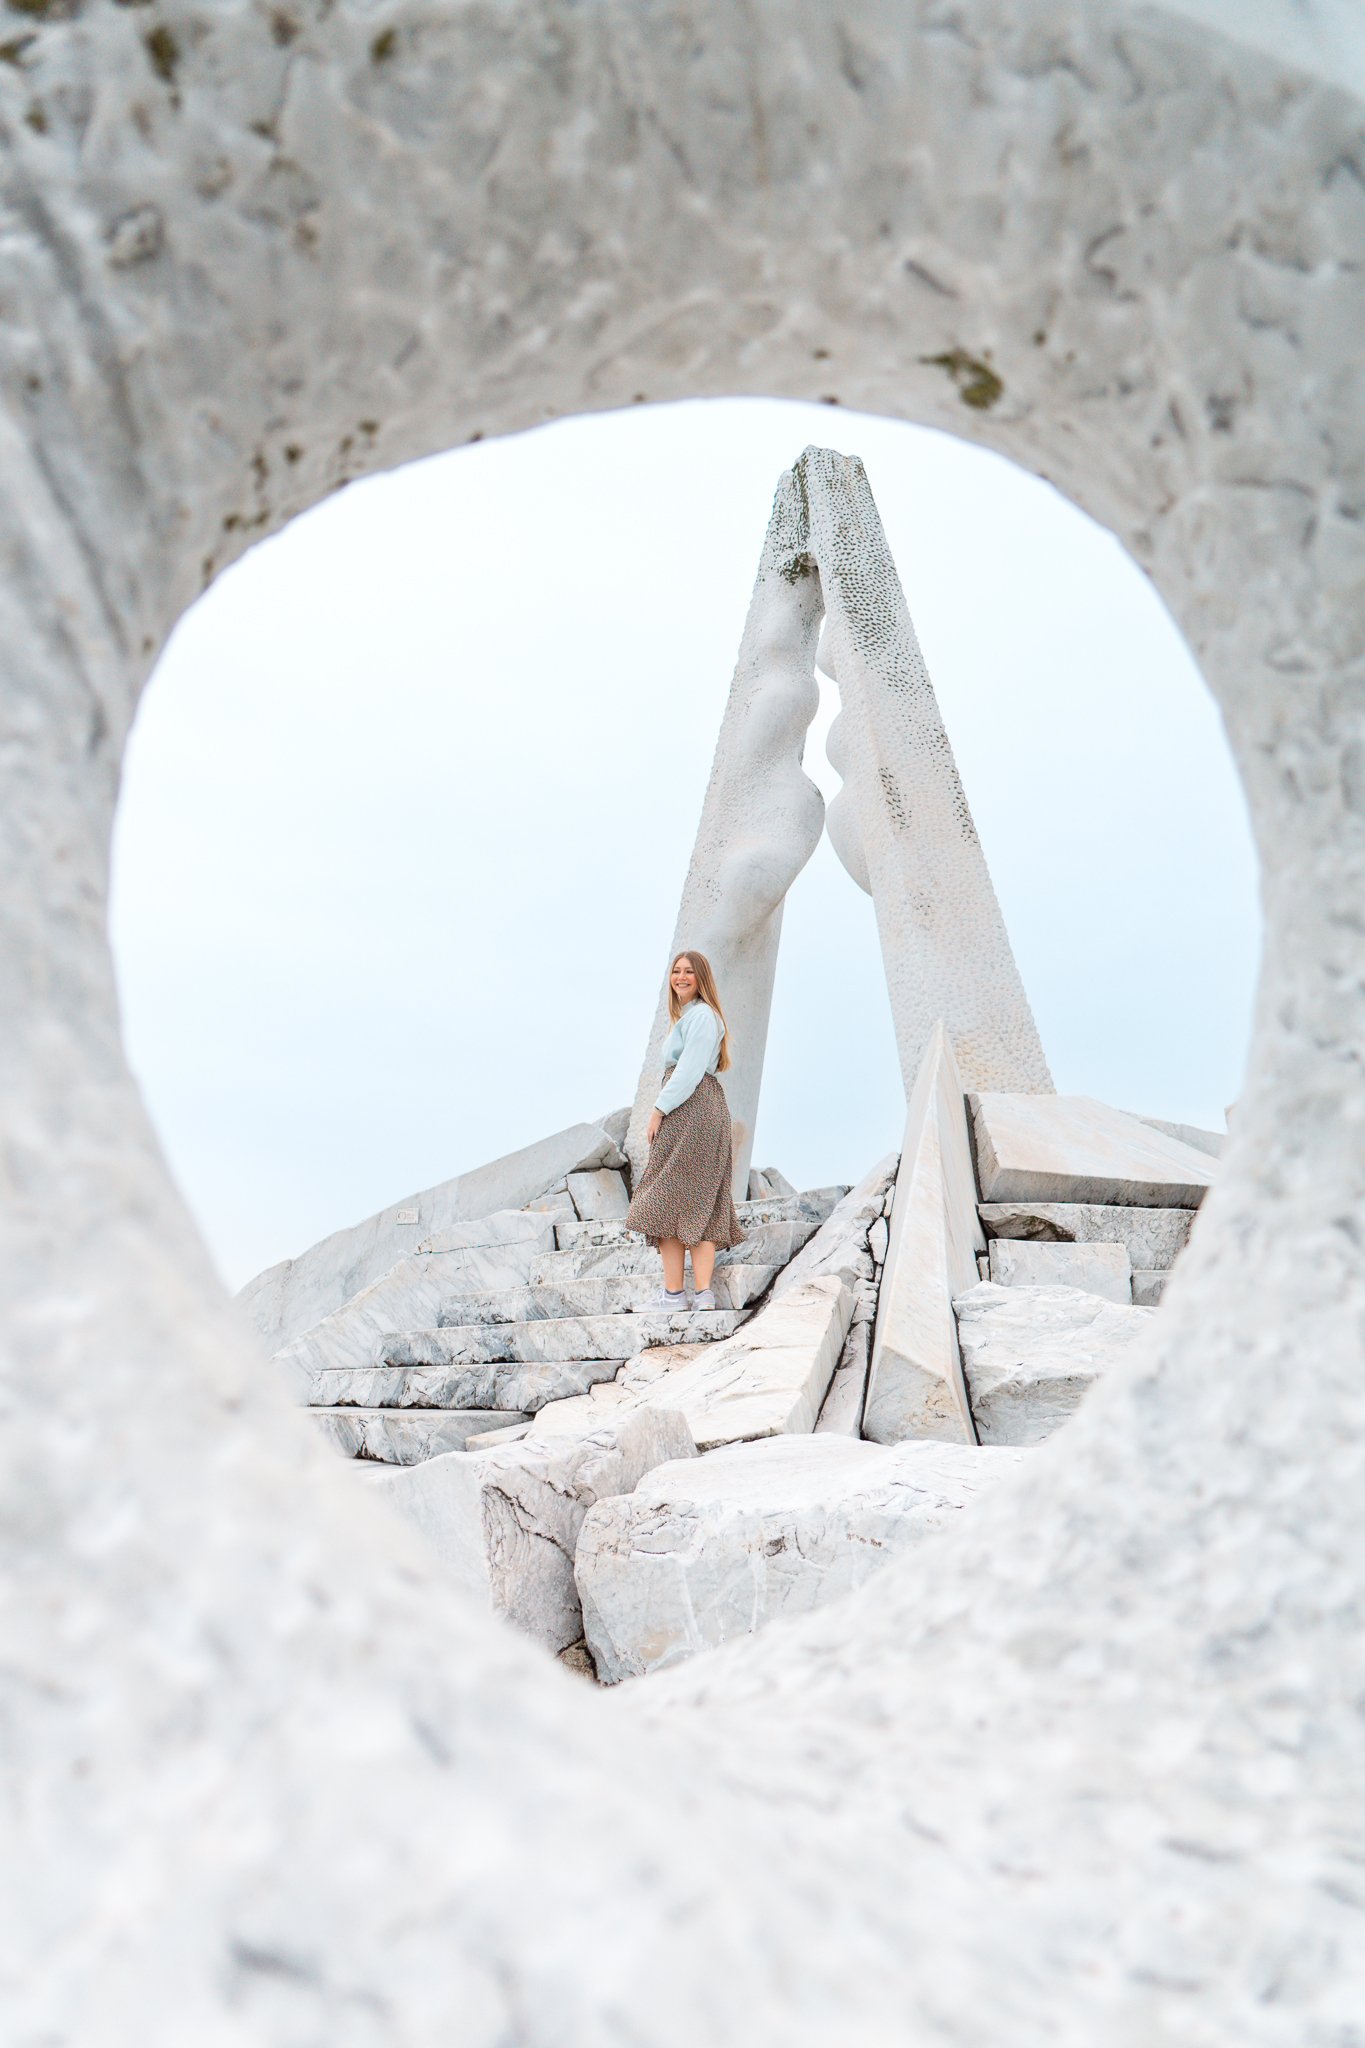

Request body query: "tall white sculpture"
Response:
[629, 447, 1050, 1191]
[626, 469, 826, 1191]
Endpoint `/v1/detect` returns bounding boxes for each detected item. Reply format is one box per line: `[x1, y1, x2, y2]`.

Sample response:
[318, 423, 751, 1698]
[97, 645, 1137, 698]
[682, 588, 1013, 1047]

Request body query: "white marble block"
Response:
[864, 1025, 984, 1444]
[576, 1435, 1027, 1682]
[567, 1168, 631, 1221]
[978, 1203, 1195, 1270]
[311, 1408, 532, 1465]
[969, 1096, 1217, 1209]
[630, 1277, 854, 1452]
[815, 1307, 873, 1436]
[987, 1238, 1133, 1304]
[363, 1406, 696, 1654]
[772, 1153, 897, 1299]
[953, 1283, 1155, 1446]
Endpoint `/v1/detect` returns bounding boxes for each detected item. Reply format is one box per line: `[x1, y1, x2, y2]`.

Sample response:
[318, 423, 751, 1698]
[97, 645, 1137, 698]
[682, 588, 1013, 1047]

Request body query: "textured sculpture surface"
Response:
[803, 447, 1054, 1095]
[3, 3, 1363, 2043]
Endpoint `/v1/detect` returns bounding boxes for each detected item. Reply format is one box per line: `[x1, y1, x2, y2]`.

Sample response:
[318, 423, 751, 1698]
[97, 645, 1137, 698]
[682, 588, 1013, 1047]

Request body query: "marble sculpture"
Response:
[3, 3, 1363, 2043]
[626, 446, 1051, 1194]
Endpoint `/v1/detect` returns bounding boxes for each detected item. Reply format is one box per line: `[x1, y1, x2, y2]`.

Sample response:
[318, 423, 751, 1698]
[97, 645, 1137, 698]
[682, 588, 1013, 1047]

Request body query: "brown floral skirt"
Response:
[626, 1070, 744, 1250]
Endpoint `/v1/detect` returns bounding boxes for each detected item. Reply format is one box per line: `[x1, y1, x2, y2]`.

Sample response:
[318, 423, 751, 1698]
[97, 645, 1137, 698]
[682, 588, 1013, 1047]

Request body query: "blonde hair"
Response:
[668, 951, 732, 1073]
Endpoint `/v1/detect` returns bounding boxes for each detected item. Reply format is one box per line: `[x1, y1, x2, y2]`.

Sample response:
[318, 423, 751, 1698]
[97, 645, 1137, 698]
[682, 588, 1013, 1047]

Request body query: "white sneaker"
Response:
[657, 1288, 688, 1309]
[692, 1288, 717, 1312]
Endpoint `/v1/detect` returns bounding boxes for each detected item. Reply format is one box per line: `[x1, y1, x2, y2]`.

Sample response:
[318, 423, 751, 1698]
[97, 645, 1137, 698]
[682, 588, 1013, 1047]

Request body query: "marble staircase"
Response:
[297, 1188, 840, 1465]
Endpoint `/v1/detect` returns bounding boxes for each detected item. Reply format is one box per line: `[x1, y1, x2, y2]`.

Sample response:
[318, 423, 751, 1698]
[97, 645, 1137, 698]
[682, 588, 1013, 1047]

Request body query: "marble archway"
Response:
[3, 4, 1362, 2039]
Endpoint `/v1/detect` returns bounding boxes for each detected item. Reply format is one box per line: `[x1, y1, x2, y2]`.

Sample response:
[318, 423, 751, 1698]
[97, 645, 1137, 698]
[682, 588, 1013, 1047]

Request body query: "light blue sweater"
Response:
[656, 1001, 723, 1114]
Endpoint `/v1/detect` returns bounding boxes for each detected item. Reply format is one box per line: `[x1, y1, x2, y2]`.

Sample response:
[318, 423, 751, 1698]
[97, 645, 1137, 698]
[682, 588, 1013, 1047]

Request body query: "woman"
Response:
[626, 950, 744, 1308]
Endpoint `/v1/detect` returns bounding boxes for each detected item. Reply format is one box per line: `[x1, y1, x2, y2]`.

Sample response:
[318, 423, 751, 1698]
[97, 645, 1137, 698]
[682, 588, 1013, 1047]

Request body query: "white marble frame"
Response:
[3, 5, 1362, 2042]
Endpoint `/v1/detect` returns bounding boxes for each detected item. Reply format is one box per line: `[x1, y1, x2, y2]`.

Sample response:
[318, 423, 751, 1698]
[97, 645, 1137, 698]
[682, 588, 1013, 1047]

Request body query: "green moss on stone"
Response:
[144, 22, 178, 84]
[921, 348, 1004, 410]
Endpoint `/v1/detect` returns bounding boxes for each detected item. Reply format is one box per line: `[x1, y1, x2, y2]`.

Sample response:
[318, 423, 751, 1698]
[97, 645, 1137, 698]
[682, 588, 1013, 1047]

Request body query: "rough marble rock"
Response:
[567, 1168, 631, 1221]
[238, 1124, 623, 1352]
[577, 1435, 1028, 1682]
[954, 1283, 1156, 1446]
[814, 1304, 872, 1436]
[1132, 1270, 1169, 1308]
[970, 1095, 1217, 1209]
[756, 1167, 798, 1197]
[988, 1238, 1133, 1304]
[868, 1216, 890, 1268]
[363, 1406, 696, 1653]
[311, 1407, 532, 1465]
[747, 1170, 776, 1200]
[978, 1202, 1195, 1270]
[865, 1025, 983, 1445]
[772, 1154, 897, 1299]
[435, 1267, 775, 1325]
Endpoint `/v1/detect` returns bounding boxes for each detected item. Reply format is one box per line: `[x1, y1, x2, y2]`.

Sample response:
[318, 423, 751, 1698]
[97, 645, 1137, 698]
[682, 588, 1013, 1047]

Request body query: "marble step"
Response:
[378, 1307, 746, 1368]
[307, 1356, 629, 1414]
[311, 1406, 531, 1463]
[436, 1267, 774, 1326]
[532, 1221, 810, 1281]
[551, 1190, 844, 1255]
[409, 1242, 547, 1292]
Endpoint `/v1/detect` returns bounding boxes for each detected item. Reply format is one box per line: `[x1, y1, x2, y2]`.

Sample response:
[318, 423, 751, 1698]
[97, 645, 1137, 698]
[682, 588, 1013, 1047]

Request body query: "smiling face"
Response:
[670, 956, 699, 1005]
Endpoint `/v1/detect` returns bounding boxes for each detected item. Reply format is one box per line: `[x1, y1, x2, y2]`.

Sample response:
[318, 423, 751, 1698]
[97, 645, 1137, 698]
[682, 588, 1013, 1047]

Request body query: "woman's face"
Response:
[671, 957, 699, 1003]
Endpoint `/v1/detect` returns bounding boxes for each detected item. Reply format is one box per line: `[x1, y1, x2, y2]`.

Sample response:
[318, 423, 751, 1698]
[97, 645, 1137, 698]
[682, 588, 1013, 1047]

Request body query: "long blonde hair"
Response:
[668, 950, 732, 1073]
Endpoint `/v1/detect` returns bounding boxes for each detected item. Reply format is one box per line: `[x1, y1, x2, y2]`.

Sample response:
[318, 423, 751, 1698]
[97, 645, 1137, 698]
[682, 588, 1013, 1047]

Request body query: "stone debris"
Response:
[364, 1406, 696, 1654]
[1132, 1270, 1169, 1307]
[576, 1435, 1028, 1682]
[987, 1237, 1133, 1304]
[953, 1283, 1155, 1446]
[970, 1094, 1216, 1209]
[278, 1076, 1199, 1674]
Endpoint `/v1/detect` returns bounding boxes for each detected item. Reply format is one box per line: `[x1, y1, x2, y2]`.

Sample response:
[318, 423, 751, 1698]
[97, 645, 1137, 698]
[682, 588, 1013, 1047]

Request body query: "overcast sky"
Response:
[109, 397, 1261, 1291]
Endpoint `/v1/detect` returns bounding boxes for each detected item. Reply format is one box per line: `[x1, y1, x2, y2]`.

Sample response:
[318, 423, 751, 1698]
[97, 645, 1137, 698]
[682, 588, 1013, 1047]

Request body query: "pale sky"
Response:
[109, 397, 1261, 1291]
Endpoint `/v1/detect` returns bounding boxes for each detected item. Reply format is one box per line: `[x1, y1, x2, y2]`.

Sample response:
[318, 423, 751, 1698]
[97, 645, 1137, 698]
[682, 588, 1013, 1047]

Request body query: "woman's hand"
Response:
[647, 1108, 664, 1144]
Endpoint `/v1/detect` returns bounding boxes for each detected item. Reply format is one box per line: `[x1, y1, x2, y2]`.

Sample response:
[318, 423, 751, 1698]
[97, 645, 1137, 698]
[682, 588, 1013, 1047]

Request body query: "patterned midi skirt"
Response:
[626, 1070, 744, 1250]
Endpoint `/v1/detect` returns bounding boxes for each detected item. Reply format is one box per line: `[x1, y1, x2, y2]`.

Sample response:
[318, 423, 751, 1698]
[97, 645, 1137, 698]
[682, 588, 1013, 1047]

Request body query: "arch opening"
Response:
[109, 399, 1259, 1288]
